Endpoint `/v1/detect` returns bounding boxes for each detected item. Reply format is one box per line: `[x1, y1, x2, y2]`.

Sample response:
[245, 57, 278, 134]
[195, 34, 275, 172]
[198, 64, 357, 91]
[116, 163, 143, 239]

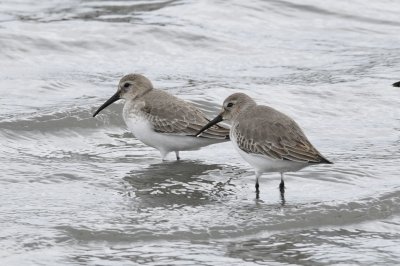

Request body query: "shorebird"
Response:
[196, 93, 332, 198]
[93, 74, 229, 160]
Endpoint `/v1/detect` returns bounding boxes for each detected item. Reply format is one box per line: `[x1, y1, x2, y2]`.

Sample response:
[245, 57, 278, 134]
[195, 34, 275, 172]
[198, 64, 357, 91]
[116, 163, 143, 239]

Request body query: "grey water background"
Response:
[1, 0, 400, 265]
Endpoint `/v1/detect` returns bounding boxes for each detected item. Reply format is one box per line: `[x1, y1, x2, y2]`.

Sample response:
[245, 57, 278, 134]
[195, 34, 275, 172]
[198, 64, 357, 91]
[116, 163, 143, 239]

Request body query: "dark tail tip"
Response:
[321, 157, 333, 164]
[392, 81, 400, 87]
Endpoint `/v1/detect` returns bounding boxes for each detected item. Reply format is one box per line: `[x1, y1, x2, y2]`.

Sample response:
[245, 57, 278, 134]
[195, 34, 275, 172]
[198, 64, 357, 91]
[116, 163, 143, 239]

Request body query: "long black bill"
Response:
[92, 92, 120, 117]
[195, 114, 223, 137]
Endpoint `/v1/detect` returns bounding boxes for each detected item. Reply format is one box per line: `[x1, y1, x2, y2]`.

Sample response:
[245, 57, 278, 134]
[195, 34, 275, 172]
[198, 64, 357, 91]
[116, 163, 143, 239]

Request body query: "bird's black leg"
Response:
[279, 179, 285, 194]
[279, 172, 285, 194]
[279, 173, 286, 205]
[175, 151, 180, 161]
[255, 172, 261, 199]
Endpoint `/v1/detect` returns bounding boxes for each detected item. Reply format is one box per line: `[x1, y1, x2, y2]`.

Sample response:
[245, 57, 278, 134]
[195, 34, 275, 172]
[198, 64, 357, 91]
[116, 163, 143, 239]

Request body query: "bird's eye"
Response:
[227, 103, 234, 108]
[123, 83, 130, 88]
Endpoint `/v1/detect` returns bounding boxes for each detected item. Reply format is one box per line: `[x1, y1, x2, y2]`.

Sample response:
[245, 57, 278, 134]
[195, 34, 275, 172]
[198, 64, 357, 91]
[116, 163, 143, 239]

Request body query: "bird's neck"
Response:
[232, 103, 256, 121]
[123, 98, 145, 119]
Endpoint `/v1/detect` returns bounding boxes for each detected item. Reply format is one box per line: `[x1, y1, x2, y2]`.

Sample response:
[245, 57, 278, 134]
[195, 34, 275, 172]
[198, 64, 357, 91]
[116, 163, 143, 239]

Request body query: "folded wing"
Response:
[142, 90, 229, 140]
[233, 106, 331, 164]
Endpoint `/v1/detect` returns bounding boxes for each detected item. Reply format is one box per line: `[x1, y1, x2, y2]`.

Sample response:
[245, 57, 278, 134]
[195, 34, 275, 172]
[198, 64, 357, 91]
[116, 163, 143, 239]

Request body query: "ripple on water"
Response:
[1, 0, 400, 265]
[226, 227, 400, 265]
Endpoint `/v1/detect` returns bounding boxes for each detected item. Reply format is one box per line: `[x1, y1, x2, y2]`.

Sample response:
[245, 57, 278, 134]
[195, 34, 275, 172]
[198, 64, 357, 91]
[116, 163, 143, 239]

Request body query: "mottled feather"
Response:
[141, 90, 229, 139]
[232, 105, 331, 164]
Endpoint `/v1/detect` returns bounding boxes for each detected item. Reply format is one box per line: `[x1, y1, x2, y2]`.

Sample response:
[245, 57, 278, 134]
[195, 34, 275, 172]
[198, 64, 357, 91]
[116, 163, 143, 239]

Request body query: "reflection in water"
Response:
[280, 190, 286, 206]
[2, 0, 400, 264]
[123, 160, 236, 207]
[256, 184, 286, 206]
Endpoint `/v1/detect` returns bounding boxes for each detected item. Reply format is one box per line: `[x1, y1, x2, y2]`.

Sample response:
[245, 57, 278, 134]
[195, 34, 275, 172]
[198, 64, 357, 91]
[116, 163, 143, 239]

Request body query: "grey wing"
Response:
[234, 109, 329, 163]
[142, 93, 229, 139]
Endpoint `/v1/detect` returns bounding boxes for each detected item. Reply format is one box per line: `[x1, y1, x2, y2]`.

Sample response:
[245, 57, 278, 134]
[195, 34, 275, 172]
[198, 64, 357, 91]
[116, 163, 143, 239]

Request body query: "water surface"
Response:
[1, 0, 400, 265]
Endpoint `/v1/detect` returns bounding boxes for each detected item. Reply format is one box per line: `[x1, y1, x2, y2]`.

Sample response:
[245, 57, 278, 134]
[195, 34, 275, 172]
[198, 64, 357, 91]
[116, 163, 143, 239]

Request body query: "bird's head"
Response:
[93, 74, 153, 117]
[195, 92, 256, 136]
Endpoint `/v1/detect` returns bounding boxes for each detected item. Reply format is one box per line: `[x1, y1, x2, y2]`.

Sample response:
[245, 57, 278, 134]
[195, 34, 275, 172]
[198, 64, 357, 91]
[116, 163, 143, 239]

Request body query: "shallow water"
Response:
[1, 0, 400, 265]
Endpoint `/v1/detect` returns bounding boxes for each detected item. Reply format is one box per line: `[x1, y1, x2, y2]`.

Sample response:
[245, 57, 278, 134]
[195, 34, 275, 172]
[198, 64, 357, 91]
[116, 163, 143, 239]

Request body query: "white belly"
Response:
[124, 115, 221, 154]
[231, 133, 308, 173]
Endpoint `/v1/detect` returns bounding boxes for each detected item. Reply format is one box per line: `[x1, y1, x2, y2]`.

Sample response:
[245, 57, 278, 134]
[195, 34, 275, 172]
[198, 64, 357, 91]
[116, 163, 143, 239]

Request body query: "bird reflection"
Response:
[255, 180, 286, 206]
[123, 160, 235, 208]
[280, 190, 286, 206]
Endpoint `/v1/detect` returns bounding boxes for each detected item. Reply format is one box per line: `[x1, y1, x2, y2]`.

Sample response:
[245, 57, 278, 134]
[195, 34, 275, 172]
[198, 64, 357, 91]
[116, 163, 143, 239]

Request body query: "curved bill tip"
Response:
[195, 114, 223, 137]
[92, 92, 120, 117]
